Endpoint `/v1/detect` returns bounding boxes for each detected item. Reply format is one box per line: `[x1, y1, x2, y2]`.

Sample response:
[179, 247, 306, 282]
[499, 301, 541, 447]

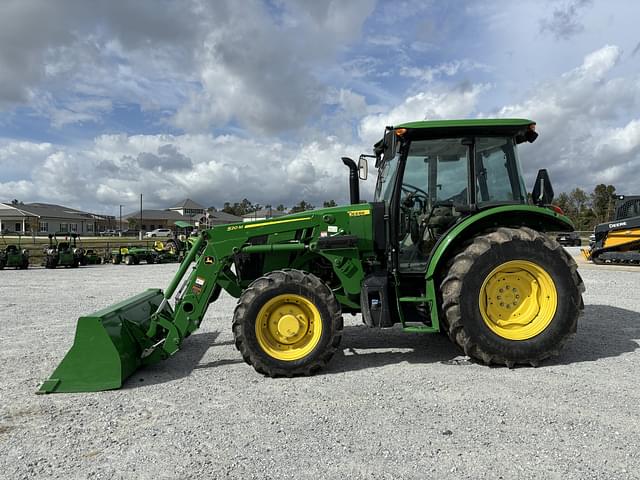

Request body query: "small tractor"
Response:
[0, 234, 29, 269]
[153, 239, 186, 263]
[110, 240, 184, 265]
[43, 233, 84, 268]
[80, 249, 103, 265]
[582, 195, 640, 264]
[39, 119, 584, 393]
[110, 245, 156, 265]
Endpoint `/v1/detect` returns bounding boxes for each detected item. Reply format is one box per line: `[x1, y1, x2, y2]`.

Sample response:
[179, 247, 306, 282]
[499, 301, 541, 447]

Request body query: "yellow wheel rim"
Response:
[255, 294, 323, 361]
[479, 260, 557, 340]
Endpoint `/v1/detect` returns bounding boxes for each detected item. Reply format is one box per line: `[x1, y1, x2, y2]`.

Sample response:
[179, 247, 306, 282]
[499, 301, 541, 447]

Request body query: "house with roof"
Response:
[0, 202, 115, 235]
[123, 199, 242, 232]
[167, 198, 206, 217]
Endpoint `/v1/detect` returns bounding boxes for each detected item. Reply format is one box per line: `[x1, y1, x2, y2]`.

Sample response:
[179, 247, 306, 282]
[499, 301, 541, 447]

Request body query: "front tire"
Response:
[441, 227, 584, 367]
[233, 269, 343, 377]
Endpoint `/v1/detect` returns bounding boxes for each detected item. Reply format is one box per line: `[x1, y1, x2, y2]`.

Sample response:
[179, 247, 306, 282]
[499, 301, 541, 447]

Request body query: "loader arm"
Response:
[39, 205, 381, 393]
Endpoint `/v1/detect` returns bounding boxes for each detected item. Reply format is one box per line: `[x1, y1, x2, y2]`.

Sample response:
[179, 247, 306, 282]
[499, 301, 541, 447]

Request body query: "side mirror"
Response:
[358, 156, 368, 180]
[531, 169, 554, 205]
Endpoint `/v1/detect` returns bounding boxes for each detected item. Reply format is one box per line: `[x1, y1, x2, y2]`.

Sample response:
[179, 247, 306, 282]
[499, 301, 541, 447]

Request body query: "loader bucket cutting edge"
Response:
[38, 289, 166, 394]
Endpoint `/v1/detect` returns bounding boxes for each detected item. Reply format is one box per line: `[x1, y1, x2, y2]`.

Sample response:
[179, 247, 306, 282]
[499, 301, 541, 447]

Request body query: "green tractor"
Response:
[109, 240, 184, 265]
[153, 239, 186, 263]
[0, 234, 29, 270]
[43, 233, 83, 269]
[80, 249, 103, 265]
[110, 245, 156, 265]
[39, 119, 584, 393]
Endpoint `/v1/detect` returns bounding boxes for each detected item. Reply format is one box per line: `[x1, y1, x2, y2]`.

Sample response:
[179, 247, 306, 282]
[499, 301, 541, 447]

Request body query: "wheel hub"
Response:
[255, 294, 322, 359]
[479, 260, 557, 341]
[484, 270, 539, 327]
[277, 314, 302, 338]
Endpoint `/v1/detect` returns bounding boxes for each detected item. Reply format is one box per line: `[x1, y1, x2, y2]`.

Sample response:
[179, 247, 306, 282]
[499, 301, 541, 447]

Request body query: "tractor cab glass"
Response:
[389, 135, 528, 273]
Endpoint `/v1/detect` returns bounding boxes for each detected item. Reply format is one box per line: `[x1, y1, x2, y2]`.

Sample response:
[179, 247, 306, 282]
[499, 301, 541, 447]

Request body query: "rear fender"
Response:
[424, 205, 574, 326]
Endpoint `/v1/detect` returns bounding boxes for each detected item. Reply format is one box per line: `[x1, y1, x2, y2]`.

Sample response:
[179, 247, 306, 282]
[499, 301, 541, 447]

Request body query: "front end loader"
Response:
[39, 118, 584, 393]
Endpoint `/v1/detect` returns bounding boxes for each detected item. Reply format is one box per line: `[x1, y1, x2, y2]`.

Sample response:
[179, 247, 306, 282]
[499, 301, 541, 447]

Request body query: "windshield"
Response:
[374, 135, 527, 208]
[475, 136, 526, 204]
[374, 153, 400, 203]
[404, 138, 469, 206]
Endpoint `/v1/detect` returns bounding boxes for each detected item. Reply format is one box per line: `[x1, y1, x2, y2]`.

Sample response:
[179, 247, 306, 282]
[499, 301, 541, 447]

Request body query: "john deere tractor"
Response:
[0, 234, 29, 269]
[43, 233, 84, 268]
[39, 119, 584, 393]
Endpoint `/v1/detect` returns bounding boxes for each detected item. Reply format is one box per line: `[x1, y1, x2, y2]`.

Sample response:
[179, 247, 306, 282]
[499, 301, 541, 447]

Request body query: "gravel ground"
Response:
[1, 247, 639, 479]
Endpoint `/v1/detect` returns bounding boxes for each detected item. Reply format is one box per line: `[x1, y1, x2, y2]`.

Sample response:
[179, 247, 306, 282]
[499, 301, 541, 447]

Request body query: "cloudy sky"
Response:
[1, 0, 639, 215]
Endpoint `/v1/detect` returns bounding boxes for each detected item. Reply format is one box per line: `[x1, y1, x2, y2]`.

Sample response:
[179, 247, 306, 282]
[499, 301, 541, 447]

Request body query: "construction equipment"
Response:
[0, 234, 29, 269]
[43, 233, 83, 268]
[39, 119, 584, 393]
[582, 195, 640, 264]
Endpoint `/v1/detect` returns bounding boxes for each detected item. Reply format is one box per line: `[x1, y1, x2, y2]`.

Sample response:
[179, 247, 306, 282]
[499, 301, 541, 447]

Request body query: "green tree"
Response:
[323, 200, 337, 208]
[591, 184, 616, 223]
[222, 198, 255, 216]
[276, 204, 286, 211]
[554, 192, 571, 215]
[289, 200, 315, 213]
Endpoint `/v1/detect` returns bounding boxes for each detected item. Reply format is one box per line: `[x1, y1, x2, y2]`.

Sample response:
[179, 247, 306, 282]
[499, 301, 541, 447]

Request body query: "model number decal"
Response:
[227, 224, 244, 231]
[348, 209, 370, 217]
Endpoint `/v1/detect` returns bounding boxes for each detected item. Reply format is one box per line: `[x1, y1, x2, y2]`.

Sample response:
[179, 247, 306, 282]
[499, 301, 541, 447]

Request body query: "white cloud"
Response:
[400, 60, 489, 83]
[359, 83, 488, 144]
[495, 45, 640, 194]
[0, 133, 374, 214]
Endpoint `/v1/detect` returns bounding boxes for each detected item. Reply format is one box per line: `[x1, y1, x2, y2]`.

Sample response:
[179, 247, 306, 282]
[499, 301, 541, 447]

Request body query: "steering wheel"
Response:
[401, 183, 429, 199]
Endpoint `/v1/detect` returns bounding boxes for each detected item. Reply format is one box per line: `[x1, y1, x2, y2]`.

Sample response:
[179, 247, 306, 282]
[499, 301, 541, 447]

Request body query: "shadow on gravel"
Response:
[123, 332, 241, 389]
[548, 304, 640, 365]
[326, 304, 640, 373]
[325, 324, 460, 374]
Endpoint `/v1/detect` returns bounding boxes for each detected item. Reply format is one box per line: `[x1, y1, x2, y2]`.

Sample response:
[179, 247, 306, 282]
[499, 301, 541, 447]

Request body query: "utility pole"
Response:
[139, 194, 143, 240]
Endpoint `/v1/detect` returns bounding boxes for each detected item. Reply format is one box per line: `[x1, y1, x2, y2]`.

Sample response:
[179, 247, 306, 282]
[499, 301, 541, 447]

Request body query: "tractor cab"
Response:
[368, 119, 546, 274]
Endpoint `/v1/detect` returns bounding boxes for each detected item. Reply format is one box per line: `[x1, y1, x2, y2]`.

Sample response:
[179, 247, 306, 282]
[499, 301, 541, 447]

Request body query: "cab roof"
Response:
[395, 118, 535, 129]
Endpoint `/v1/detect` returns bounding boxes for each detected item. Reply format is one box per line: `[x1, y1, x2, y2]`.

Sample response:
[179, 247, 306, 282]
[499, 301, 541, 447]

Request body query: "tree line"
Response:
[217, 199, 337, 217]
[554, 184, 618, 231]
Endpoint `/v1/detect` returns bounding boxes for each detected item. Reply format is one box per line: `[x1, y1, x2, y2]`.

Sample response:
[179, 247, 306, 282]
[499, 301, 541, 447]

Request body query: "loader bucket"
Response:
[38, 289, 165, 394]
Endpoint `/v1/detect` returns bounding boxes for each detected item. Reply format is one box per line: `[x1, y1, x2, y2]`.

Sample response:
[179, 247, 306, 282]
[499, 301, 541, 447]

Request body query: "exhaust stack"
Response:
[341, 157, 360, 204]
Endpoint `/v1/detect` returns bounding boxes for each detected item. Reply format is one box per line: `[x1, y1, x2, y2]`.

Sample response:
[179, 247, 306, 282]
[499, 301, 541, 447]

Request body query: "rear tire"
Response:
[233, 269, 343, 377]
[440, 227, 584, 367]
[124, 255, 134, 265]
